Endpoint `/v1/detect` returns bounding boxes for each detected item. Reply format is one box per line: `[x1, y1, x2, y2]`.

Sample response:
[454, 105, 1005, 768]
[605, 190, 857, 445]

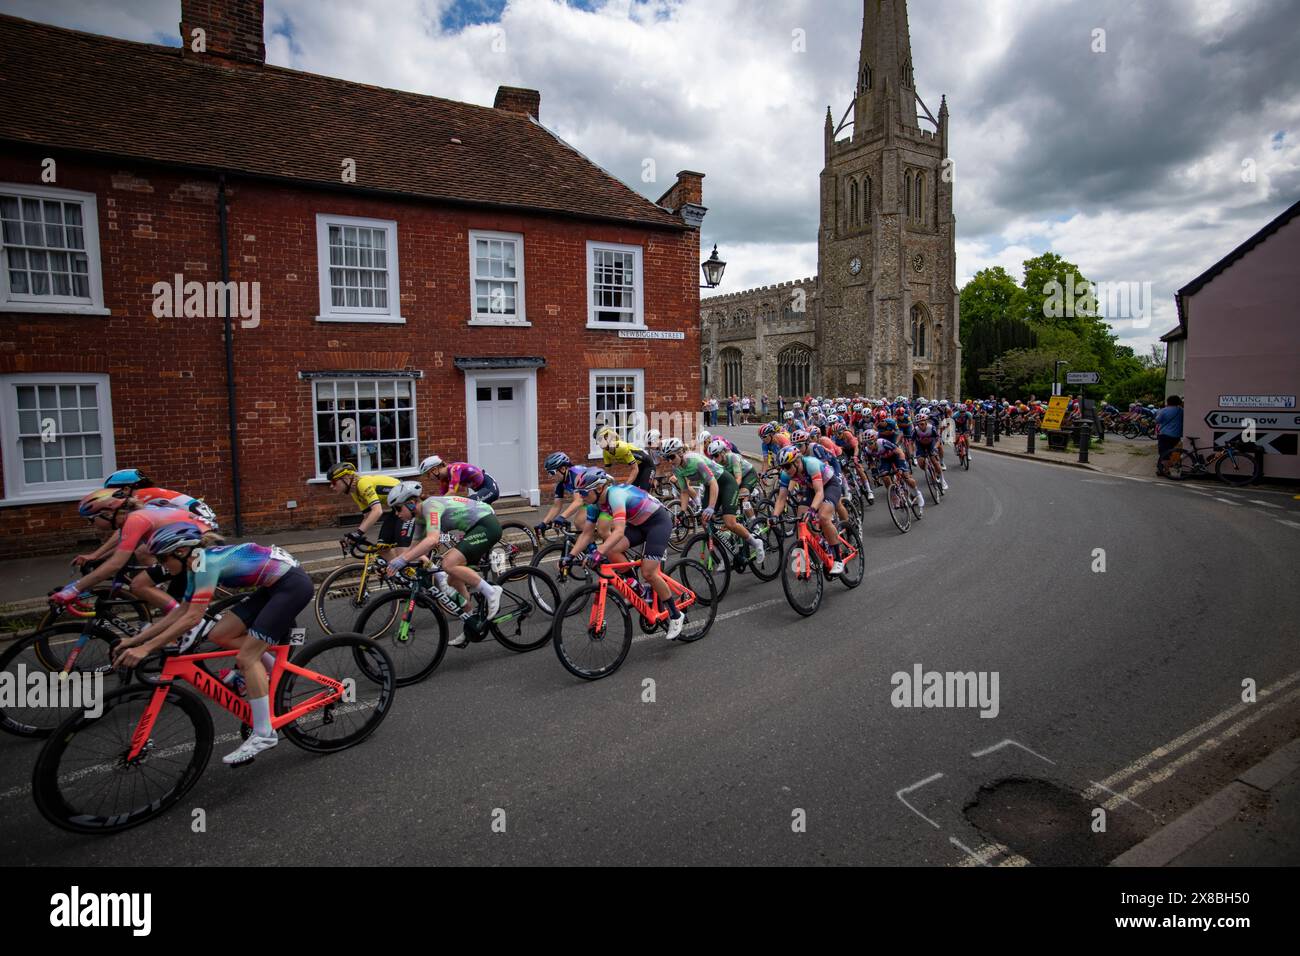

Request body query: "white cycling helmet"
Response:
[707, 438, 729, 458]
[387, 480, 423, 508]
[596, 426, 620, 451]
[783, 411, 794, 420]
[660, 437, 685, 457]
[699, 430, 712, 444]
[645, 428, 661, 448]
[418, 454, 443, 473]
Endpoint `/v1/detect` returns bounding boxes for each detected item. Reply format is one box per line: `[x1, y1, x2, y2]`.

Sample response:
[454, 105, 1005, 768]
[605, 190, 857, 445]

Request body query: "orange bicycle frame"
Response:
[586, 559, 697, 633]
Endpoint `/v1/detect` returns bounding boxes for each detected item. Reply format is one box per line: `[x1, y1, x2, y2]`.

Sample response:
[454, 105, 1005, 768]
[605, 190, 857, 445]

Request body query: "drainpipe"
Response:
[217, 174, 244, 536]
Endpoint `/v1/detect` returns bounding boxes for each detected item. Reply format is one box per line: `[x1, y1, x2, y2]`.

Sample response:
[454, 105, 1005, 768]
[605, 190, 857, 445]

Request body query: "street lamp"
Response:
[1054, 359, 1070, 397]
[700, 245, 727, 289]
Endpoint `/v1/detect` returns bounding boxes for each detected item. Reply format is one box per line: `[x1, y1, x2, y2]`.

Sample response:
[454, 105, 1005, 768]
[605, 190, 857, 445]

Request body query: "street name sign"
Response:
[1218, 395, 1295, 408]
[618, 329, 685, 340]
[1066, 371, 1100, 384]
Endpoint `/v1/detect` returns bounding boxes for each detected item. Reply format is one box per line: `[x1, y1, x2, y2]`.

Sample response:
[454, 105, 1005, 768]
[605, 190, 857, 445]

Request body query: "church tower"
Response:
[817, 0, 960, 399]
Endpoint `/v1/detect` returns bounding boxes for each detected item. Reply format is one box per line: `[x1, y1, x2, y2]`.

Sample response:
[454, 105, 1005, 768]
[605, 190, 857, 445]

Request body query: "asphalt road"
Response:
[3, 445, 1298, 865]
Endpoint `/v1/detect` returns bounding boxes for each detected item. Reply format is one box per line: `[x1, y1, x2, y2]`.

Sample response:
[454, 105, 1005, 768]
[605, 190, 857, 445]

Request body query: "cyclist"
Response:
[660, 438, 722, 525]
[596, 426, 656, 490]
[103, 468, 220, 528]
[567, 469, 685, 641]
[326, 461, 405, 556]
[952, 403, 974, 460]
[833, 421, 873, 502]
[536, 452, 588, 539]
[419, 455, 500, 504]
[771, 445, 845, 576]
[384, 482, 504, 648]
[110, 521, 313, 766]
[913, 414, 949, 492]
[866, 431, 923, 513]
[52, 489, 218, 613]
[707, 438, 766, 559]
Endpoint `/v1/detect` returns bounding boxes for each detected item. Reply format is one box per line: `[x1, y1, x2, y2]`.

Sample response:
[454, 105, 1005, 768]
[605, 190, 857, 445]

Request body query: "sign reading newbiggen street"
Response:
[617, 330, 686, 340]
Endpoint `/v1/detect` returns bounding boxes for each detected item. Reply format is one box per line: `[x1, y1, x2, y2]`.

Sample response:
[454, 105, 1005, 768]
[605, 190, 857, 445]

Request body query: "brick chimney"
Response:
[657, 170, 707, 227]
[493, 86, 541, 121]
[180, 0, 266, 66]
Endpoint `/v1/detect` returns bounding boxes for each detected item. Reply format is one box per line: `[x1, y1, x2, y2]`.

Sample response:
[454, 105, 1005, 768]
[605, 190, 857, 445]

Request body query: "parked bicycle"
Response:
[1165, 435, 1259, 486]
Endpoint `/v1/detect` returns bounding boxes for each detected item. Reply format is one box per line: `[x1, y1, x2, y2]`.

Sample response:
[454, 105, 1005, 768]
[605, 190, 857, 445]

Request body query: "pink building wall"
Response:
[1182, 213, 1300, 480]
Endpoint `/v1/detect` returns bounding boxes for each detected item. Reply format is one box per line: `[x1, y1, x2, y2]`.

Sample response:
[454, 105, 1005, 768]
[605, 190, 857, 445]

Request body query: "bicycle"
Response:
[955, 432, 970, 470]
[884, 476, 922, 533]
[551, 556, 716, 680]
[919, 451, 945, 504]
[779, 512, 864, 617]
[352, 556, 560, 684]
[314, 539, 404, 636]
[1165, 435, 1259, 486]
[32, 628, 396, 834]
[678, 513, 783, 602]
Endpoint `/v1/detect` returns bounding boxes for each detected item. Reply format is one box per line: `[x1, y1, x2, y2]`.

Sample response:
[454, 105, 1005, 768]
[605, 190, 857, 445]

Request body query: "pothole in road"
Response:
[963, 776, 1148, 866]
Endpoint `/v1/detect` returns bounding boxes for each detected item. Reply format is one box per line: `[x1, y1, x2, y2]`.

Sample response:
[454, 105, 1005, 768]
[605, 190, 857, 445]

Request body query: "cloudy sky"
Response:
[5, 0, 1298, 352]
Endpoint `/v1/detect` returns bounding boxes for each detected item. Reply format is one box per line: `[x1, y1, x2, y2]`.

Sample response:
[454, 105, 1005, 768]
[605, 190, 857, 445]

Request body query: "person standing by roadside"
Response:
[777, 394, 786, 417]
[741, 394, 751, 422]
[761, 393, 770, 417]
[1155, 395, 1184, 477]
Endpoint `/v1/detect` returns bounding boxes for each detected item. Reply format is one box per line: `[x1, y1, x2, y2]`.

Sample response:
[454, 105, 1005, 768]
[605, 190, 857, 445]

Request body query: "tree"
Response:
[959, 267, 1036, 396]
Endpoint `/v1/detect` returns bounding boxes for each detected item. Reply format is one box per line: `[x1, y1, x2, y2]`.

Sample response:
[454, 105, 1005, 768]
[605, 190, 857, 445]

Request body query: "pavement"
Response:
[3, 435, 1299, 865]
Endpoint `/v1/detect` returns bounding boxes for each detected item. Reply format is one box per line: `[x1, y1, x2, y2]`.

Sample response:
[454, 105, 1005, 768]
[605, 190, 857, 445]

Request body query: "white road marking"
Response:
[896, 772, 944, 829]
[985, 488, 1004, 527]
[971, 739, 1056, 765]
[715, 597, 785, 624]
[951, 837, 996, 867]
[1278, 520, 1300, 530]
[1083, 669, 1300, 800]
[1213, 497, 1242, 506]
[1103, 685, 1300, 810]
[1249, 500, 1282, 509]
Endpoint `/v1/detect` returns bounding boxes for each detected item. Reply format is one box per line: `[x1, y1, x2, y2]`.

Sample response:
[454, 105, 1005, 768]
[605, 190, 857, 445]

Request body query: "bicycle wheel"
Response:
[491, 566, 560, 652]
[1, 627, 114, 739]
[353, 590, 447, 686]
[745, 515, 783, 582]
[924, 463, 940, 504]
[531, 541, 592, 616]
[838, 525, 865, 589]
[1216, 450, 1256, 487]
[553, 584, 633, 680]
[667, 503, 693, 552]
[665, 558, 717, 643]
[780, 535, 824, 617]
[909, 487, 925, 520]
[316, 561, 393, 635]
[32, 683, 213, 835]
[277, 633, 396, 752]
[960, 443, 970, 470]
[887, 486, 911, 533]
[680, 531, 731, 604]
[489, 521, 537, 579]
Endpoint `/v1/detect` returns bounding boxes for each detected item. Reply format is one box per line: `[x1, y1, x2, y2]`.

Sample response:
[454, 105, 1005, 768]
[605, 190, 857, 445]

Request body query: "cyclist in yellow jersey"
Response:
[326, 461, 405, 556]
[596, 426, 655, 490]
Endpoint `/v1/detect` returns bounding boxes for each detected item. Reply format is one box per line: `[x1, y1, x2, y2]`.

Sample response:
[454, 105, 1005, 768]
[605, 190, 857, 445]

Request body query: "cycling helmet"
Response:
[544, 452, 572, 474]
[386, 480, 423, 509]
[793, 402, 803, 410]
[78, 488, 128, 518]
[644, 429, 661, 448]
[863, 429, 879, 442]
[326, 461, 358, 482]
[574, 468, 610, 494]
[707, 438, 730, 458]
[698, 430, 711, 444]
[104, 468, 150, 489]
[660, 437, 685, 457]
[783, 411, 795, 421]
[883, 418, 897, 429]
[791, 429, 811, 443]
[418, 455, 444, 474]
[778, 446, 802, 468]
[808, 426, 822, 440]
[146, 520, 203, 556]
[596, 427, 620, 451]
[758, 422, 777, 440]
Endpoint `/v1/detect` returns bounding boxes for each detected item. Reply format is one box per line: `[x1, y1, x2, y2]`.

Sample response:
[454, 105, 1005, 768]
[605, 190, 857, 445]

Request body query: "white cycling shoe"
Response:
[224, 732, 278, 766]
[484, 584, 503, 619]
[829, 561, 845, 576]
[750, 537, 766, 562]
[666, 615, 685, 640]
[941, 479, 949, 491]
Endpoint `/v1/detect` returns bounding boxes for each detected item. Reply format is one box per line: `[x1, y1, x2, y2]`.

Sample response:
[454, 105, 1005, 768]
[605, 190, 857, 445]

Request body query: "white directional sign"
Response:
[618, 329, 685, 340]
[1065, 371, 1100, 384]
[1218, 395, 1295, 408]
[1204, 411, 1300, 430]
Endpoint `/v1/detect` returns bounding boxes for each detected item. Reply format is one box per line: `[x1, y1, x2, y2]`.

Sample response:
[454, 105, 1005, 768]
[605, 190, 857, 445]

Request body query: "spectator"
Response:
[761, 393, 770, 417]
[710, 395, 719, 427]
[726, 394, 736, 427]
[777, 394, 786, 417]
[1155, 395, 1184, 477]
[741, 394, 751, 422]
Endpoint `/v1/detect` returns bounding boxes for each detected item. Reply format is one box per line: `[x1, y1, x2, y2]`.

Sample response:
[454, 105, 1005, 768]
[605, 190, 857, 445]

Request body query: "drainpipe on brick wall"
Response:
[217, 174, 245, 536]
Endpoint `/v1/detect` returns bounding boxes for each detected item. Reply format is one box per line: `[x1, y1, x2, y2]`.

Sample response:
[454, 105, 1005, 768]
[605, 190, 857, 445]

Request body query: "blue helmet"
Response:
[146, 520, 204, 556]
[574, 468, 610, 494]
[104, 468, 150, 489]
[544, 452, 572, 474]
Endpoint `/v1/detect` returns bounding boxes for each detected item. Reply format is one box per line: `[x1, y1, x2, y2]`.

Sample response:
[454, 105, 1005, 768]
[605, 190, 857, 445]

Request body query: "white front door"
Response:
[474, 379, 524, 497]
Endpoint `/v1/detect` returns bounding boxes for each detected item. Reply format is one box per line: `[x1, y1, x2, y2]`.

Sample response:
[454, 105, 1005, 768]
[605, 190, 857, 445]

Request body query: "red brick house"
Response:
[0, 1, 708, 556]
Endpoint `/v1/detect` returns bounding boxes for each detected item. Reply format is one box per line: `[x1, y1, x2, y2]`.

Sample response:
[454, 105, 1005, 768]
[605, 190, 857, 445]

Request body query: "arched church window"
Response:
[861, 64, 872, 91]
[778, 345, 812, 399]
[720, 348, 743, 397]
[915, 173, 924, 224]
[849, 179, 858, 225]
[863, 175, 872, 217]
[904, 170, 913, 218]
[911, 304, 928, 358]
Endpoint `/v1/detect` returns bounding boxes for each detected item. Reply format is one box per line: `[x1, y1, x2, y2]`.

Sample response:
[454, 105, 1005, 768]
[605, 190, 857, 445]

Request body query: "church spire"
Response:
[855, 0, 919, 134]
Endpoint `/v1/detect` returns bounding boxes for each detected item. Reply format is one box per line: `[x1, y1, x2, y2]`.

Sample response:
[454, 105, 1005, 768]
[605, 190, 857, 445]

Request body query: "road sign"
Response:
[1204, 411, 1300, 430]
[1065, 371, 1100, 384]
[1041, 395, 1070, 430]
[1218, 395, 1295, 409]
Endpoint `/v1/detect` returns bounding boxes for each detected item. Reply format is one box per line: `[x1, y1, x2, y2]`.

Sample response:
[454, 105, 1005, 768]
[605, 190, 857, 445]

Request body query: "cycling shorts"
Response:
[620, 508, 672, 564]
[716, 471, 741, 517]
[232, 566, 314, 645]
[450, 515, 502, 566]
[468, 473, 500, 505]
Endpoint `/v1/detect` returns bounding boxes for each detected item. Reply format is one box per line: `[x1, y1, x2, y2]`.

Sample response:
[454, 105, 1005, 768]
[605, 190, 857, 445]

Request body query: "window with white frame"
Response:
[315, 215, 403, 323]
[313, 378, 417, 477]
[587, 241, 644, 327]
[1, 373, 115, 503]
[469, 231, 526, 324]
[0, 184, 105, 313]
[589, 369, 644, 456]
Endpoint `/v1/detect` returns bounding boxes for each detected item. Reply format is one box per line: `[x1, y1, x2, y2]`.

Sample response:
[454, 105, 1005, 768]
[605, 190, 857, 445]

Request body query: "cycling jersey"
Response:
[811, 437, 843, 478]
[592, 484, 662, 526]
[834, 431, 860, 459]
[553, 465, 590, 501]
[350, 473, 400, 512]
[182, 543, 297, 608]
[602, 441, 649, 469]
[778, 454, 834, 492]
[437, 462, 486, 496]
[412, 495, 495, 537]
[116, 505, 211, 555]
[874, 439, 910, 472]
[952, 410, 973, 434]
[672, 453, 722, 491]
[717, 451, 757, 487]
[914, 424, 940, 451]
[136, 487, 219, 528]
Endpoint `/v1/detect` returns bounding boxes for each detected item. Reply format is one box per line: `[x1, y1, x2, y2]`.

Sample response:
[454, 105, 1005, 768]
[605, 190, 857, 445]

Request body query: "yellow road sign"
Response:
[1041, 396, 1070, 431]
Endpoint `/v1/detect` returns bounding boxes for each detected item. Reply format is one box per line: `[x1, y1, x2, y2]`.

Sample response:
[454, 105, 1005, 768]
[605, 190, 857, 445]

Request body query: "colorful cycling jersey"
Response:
[952, 410, 973, 432]
[778, 454, 834, 491]
[553, 465, 590, 501]
[809, 439, 842, 478]
[874, 439, 908, 468]
[762, 431, 792, 462]
[717, 451, 755, 485]
[413, 496, 495, 537]
[591, 483, 662, 526]
[116, 505, 211, 554]
[182, 543, 297, 608]
[834, 431, 860, 458]
[914, 424, 940, 449]
[136, 487, 220, 528]
[602, 442, 650, 469]
[350, 473, 400, 512]
[673, 453, 722, 491]
[438, 462, 485, 495]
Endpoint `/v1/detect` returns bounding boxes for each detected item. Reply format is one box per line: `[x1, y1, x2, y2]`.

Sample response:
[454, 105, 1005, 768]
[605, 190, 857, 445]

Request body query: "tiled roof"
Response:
[0, 14, 684, 230]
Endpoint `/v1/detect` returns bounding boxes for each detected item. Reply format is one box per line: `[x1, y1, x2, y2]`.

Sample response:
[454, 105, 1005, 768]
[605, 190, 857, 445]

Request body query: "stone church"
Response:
[701, 0, 961, 402]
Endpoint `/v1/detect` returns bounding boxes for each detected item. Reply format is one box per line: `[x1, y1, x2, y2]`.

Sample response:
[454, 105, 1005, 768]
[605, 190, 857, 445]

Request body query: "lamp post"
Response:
[700, 245, 727, 289]
[1053, 359, 1069, 397]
